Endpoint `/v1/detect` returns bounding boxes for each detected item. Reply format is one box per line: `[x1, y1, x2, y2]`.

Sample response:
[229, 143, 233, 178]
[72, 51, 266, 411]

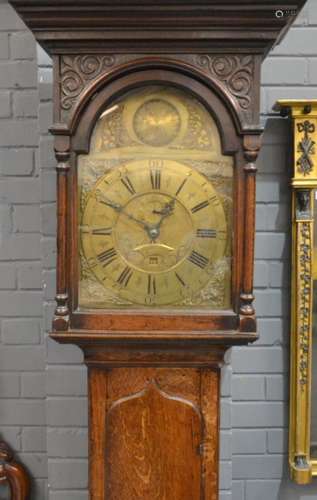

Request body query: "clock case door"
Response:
[53, 68, 259, 341]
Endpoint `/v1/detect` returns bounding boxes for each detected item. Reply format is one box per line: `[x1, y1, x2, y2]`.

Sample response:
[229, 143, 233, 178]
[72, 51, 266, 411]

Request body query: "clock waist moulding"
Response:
[9, 1, 306, 498]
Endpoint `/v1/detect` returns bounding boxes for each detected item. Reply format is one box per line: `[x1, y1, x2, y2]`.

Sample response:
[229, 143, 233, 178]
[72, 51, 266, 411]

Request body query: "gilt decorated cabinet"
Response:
[9, 1, 306, 498]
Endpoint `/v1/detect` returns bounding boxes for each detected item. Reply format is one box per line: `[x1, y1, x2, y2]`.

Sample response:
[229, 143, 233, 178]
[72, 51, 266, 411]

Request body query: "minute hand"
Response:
[125, 211, 150, 230]
[96, 191, 150, 231]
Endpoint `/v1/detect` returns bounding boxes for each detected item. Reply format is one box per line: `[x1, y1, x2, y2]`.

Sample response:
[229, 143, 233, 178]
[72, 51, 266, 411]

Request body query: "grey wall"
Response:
[0, 2, 317, 499]
[0, 2, 46, 498]
[232, 3, 317, 498]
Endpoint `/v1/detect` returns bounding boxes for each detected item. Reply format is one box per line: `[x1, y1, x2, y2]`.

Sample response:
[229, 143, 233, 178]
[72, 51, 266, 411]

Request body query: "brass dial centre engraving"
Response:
[133, 99, 181, 146]
[80, 160, 227, 306]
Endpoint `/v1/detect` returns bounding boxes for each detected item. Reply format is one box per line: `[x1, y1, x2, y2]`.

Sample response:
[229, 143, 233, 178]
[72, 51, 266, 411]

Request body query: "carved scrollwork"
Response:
[195, 55, 254, 110]
[297, 120, 316, 176]
[61, 55, 116, 115]
[295, 191, 312, 387]
[297, 218, 312, 388]
[60, 53, 255, 126]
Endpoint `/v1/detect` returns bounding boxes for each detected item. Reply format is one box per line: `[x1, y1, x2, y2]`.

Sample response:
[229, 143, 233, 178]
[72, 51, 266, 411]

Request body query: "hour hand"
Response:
[153, 199, 175, 217]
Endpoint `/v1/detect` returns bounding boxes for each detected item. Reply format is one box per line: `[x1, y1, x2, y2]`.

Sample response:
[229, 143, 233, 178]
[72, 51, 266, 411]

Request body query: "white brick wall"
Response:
[1, 1, 317, 499]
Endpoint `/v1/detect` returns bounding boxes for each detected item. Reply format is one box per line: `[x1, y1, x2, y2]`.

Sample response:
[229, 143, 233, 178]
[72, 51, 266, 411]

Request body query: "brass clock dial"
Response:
[81, 160, 227, 306]
[78, 85, 233, 310]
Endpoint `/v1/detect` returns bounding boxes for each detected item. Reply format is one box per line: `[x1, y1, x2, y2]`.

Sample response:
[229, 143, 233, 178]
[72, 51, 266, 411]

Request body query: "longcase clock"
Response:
[9, 1, 306, 498]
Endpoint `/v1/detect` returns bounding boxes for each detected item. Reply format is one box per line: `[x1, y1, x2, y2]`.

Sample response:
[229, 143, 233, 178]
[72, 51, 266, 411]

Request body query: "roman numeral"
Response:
[175, 178, 188, 196]
[97, 248, 117, 267]
[196, 229, 217, 238]
[92, 227, 112, 236]
[150, 169, 161, 190]
[147, 274, 157, 295]
[120, 175, 136, 195]
[209, 195, 220, 206]
[191, 200, 209, 213]
[187, 250, 209, 269]
[175, 272, 186, 287]
[117, 266, 133, 287]
[217, 229, 227, 240]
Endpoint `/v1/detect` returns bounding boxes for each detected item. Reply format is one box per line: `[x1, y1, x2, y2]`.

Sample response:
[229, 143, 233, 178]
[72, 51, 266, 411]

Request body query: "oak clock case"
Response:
[8, 1, 305, 498]
[78, 86, 233, 311]
[63, 73, 249, 498]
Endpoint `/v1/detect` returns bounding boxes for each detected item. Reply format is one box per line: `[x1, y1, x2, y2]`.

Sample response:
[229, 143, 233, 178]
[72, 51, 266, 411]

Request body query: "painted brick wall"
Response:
[1, 1, 317, 499]
[0, 1, 46, 498]
[232, 2, 317, 499]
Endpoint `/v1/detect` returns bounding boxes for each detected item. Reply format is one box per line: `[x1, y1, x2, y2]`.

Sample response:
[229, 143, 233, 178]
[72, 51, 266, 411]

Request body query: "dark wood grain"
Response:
[89, 367, 220, 499]
[88, 368, 108, 499]
[106, 381, 202, 499]
[10, 1, 306, 58]
[53, 137, 70, 331]
[239, 134, 262, 328]
[201, 369, 220, 500]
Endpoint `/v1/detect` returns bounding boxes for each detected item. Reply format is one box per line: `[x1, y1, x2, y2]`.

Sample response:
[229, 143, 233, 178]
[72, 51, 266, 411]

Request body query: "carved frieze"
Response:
[195, 55, 254, 111]
[60, 55, 116, 118]
[295, 189, 312, 390]
[59, 53, 256, 127]
[297, 219, 312, 388]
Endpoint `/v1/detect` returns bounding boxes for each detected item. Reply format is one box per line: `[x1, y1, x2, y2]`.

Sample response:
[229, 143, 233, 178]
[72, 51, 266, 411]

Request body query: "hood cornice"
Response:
[9, 0, 307, 55]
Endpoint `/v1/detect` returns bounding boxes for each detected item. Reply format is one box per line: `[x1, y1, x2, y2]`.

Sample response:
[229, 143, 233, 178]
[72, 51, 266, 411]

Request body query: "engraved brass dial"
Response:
[78, 85, 233, 310]
[80, 160, 227, 306]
